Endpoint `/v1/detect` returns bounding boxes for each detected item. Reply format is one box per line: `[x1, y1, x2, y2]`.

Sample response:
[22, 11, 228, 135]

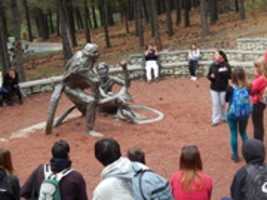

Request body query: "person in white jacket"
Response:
[188, 44, 200, 81]
[93, 138, 136, 200]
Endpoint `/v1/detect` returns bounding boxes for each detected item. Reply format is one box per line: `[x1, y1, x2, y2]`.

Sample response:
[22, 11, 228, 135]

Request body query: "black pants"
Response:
[189, 60, 198, 77]
[3, 86, 23, 105]
[252, 102, 266, 141]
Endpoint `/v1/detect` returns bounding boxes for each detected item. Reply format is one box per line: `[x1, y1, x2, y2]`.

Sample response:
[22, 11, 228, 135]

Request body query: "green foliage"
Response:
[246, 0, 267, 11]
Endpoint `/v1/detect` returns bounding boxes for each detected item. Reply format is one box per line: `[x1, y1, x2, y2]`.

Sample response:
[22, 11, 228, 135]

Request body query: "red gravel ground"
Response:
[0, 77, 263, 199]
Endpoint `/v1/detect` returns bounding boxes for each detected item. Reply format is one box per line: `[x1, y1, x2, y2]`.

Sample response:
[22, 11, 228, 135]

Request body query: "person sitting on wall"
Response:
[188, 43, 201, 81]
[144, 43, 160, 82]
[0, 68, 23, 106]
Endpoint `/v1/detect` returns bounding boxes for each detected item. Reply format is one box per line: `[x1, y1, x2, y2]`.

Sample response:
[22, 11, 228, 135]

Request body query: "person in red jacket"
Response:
[170, 145, 213, 200]
[250, 52, 267, 141]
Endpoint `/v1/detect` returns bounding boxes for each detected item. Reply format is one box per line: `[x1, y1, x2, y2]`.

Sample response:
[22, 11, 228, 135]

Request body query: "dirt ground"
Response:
[0, 78, 263, 199]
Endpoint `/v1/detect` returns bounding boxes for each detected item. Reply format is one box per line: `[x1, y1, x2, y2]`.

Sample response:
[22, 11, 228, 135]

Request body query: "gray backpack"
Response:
[132, 163, 173, 200]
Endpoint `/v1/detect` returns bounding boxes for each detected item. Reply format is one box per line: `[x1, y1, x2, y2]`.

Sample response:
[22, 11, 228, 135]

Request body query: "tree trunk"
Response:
[76, 7, 84, 30]
[209, 0, 218, 24]
[200, 0, 210, 36]
[136, 0, 144, 47]
[151, 0, 162, 49]
[49, 10, 55, 34]
[102, 0, 111, 47]
[84, 0, 91, 42]
[142, 0, 149, 23]
[235, 0, 239, 12]
[10, 0, 26, 82]
[91, 3, 98, 28]
[58, 0, 73, 60]
[175, 0, 182, 26]
[239, 0, 246, 20]
[134, 0, 139, 36]
[22, 0, 33, 41]
[124, 2, 130, 33]
[183, 0, 191, 27]
[166, 0, 174, 36]
[0, 0, 10, 72]
[66, 0, 77, 47]
[56, 8, 60, 36]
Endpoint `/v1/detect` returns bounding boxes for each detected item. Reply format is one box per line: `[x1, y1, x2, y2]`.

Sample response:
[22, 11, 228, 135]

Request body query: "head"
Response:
[0, 149, 14, 174]
[7, 67, 16, 78]
[214, 50, 228, 64]
[242, 139, 265, 165]
[179, 145, 203, 191]
[262, 54, 267, 77]
[82, 43, 99, 59]
[97, 63, 109, 80]
[50, 140, 71, 173]
[51, 140, 70, 159]
[127, 147, 146, 164]
[231, 67, 247, 87]
[95, 138, 121, 166]
[254, 57, 264, 77]
[191, 44, 197, 50]
[180, 145, 203, 171]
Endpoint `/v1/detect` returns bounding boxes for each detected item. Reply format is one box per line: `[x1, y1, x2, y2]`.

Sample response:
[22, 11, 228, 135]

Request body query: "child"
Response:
[226, 67, 250, 162]
[127, 147, 146, 164]
[250, 53, 267, 141]
[144, 43, 159, 82]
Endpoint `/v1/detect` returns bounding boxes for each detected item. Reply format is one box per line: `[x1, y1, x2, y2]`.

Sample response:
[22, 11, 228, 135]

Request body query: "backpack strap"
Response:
[43, 164, 73, 182]
[138, 169, 150, 200]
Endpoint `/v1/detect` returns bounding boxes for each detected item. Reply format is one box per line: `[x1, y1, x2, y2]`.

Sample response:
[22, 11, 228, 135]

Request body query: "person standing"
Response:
[0, 148, 20, 200]
[145, 44, 159, 82]
[170, 145, 213, 200]
[207, 50, 232, 126]
[188, 44, 201, 81]
[250, 53, 267, 141]
[226, 67, 250, 162]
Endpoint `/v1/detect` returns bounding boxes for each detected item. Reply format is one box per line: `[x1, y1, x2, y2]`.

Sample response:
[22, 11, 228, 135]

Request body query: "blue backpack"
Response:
[228, 86, 251, 119]
[132, 162, 173, 200]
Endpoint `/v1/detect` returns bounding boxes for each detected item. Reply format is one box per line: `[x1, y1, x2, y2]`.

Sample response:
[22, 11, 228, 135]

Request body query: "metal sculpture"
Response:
[46, 43, 164, 137]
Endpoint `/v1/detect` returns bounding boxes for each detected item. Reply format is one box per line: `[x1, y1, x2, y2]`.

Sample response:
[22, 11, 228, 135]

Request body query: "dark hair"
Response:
[127, 147, 146, 164]
[218, 50, 229, 64]
[231, 67, 247, 87]
[51, 140, 70, 159]
[179, 145, 203, 191]
[0, 149, 14, 174]
[95, 138, 121, 166]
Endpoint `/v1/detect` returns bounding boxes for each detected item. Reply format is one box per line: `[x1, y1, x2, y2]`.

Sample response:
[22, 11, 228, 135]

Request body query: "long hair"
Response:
[218, 50, 229, 64]
[179, 145, 203, 191]
[232, 67, 247, 87]
[0, 149, 14, 174]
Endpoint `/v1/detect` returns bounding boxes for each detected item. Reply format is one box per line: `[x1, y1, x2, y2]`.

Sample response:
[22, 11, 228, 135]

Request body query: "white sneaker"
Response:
[87, 130, 103, 137]
[192, 77, 197, 81]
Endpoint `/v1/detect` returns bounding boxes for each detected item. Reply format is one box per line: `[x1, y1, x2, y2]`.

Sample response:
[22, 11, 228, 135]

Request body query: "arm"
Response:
[11, 175, 20, 200]
[188, 51, 192, 60]
[21, 166, 41, 199]
[207, 64, 215, 81]
[77, 176, 88, 200]
[230, 168, 247, 200]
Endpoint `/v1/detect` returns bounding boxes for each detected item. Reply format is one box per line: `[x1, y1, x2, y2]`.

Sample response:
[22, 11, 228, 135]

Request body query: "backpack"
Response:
[245, 164, 267, 200]
[38, 164, 72, 200]
[228, 86, 252, 119]
[0, 171, 15, 200]
[132, 163, 173, 200]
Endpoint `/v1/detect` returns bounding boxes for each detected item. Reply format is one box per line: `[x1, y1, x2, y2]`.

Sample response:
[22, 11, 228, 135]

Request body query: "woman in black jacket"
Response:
[207, 50, 232, 126]
[0, 148, 20, 200]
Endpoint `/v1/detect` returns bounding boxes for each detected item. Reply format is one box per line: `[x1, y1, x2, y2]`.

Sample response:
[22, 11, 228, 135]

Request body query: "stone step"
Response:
[237, 38, 267, 51]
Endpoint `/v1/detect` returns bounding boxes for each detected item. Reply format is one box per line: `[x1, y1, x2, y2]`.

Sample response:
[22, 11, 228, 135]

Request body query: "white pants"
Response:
[145, 61, 159, 81]
[210, 90, 226, 124]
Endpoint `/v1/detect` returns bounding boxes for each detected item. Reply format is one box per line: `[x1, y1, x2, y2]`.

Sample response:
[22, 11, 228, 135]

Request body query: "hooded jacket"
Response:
[92, 157, 137, 200]
[230, 139, 265, 200]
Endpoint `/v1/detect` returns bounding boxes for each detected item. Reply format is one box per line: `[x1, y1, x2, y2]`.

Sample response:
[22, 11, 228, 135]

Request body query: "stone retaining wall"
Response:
[19, 38, 267, 96]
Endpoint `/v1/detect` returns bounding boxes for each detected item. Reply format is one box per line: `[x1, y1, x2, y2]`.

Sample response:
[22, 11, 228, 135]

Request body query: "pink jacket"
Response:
[250, 75, 267, 104]
[170, 171, 213, 200]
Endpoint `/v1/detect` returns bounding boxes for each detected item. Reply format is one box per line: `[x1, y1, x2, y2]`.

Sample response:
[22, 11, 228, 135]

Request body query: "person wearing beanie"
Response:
[21, 140, 88, 200]
[229, 139, 266, 200]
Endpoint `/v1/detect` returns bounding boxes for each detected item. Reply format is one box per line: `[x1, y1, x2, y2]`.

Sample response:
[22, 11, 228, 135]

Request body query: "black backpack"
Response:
[245, 164, 267, 200]
[0, 171, 16, 200]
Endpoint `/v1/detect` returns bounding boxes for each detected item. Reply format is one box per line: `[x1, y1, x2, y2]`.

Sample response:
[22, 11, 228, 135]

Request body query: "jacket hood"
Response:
[242, 139, 265, 164]
[101, 157, 135, 180]
[0, 169, 7, 181]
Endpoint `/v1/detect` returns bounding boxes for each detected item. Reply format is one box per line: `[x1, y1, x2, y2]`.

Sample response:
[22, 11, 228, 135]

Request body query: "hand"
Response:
[210, 73, 215, 79]
[119, 60, 128, 70]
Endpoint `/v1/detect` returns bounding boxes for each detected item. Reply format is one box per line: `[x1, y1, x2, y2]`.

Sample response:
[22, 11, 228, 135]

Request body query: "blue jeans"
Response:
[227, 115, 249, 157]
